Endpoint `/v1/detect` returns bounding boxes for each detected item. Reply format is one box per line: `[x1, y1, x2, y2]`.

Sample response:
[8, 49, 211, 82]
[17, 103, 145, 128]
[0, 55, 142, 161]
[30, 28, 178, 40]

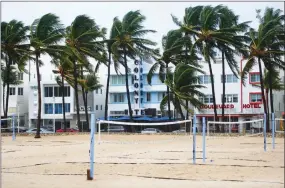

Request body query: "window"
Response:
[54, 87, 62, 97]
[249, 73, 260, 83]
[9, 88, 16, 95]
[198, 75, 213, 84]
[158, 92, 166, 101]
[100, 105, 103, 110]
[44, 104, 53, 114]
[96, 105, 98, 110]
[146, 92, 151, 102]
[18, 88, 23, 96]
[100, 89, 102, 94]
[199, 95, 213, 104]
[221, 74, 238, 83]
[111, 75, 125, 85]
[250, 93, 262, 103]
[221, 94, 238, 103]
[113, 93, 124, 103]
[18, 73, 23, 81]
[44, 87, 53, 97]
[54, 103, 70, 114]
[54, 103, 62, 114]
[64, 86, 70, 97]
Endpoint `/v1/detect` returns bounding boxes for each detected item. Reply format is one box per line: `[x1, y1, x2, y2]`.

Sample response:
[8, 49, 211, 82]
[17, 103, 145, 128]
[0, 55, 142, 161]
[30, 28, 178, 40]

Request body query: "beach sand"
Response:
[1, 134, 284, 188]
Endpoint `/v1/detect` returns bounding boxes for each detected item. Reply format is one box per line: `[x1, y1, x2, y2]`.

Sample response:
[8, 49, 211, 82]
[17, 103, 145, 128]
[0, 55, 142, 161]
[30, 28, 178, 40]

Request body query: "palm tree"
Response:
[216, 7, 250, 122]
[102, 19, 123, 121]
[65, 15, 106, 131]
[147, 29, 194, 120]
[161, 63, 205, 131]
[81, 73, 103, 128]
[256, 8, 285, 116]
[241, 9, 284, 131]
[1, 63, 23, 116]
[172, 5, 246, 128]
[29, 13, 65, 138]
[52, 51, 74, 132]
[1, 20, 29, 118]
[110, 10, 157, 121]
[253, 68, 284, 118]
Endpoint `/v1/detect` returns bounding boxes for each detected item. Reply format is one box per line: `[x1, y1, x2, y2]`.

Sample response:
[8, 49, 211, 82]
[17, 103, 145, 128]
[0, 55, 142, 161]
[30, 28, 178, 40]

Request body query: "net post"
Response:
[98, 121, 101, 144]
[193, 114, 196, 164]
[12, 115, 16, 141]
[264, 113, 266, 152]
[272, 113, 275, 149]
[89, 113, 95, 180]
[202, 117, 206, 163]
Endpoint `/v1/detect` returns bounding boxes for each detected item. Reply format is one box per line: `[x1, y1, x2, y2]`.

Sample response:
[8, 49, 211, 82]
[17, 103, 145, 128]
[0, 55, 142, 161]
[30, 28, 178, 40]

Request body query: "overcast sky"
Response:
[1, 2, 284, 69]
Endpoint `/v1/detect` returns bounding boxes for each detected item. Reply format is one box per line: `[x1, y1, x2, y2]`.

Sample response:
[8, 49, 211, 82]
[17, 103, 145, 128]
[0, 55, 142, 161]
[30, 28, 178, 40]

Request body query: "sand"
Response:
[1, 134, 284, 188]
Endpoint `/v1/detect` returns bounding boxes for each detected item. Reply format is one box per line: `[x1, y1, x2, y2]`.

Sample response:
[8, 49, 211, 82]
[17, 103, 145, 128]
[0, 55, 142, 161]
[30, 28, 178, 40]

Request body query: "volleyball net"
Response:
[97, 119, 193, 143]
[207, 119, 264, 136]
[275, 118, 285, 133]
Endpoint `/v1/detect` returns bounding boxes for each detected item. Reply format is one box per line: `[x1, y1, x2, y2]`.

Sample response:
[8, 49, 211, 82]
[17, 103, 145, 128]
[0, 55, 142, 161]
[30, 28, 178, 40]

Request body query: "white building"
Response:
[195, 56, 285, 132]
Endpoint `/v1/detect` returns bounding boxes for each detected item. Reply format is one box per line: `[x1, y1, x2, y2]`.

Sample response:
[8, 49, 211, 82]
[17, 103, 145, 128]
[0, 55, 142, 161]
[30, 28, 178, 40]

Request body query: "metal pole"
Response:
[193, 114, 196, 164]
[264, 113, 266, 152]
[17, 103, 20, 133]
[202, 117, 206, 163]
[53, 97, 55, 133]
[89, 113, 95, 180]
[271, 113, 275, 149]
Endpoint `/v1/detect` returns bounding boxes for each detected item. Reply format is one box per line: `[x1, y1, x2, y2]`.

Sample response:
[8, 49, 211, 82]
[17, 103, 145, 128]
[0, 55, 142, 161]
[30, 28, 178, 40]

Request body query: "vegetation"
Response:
[1, 5, 284, 137]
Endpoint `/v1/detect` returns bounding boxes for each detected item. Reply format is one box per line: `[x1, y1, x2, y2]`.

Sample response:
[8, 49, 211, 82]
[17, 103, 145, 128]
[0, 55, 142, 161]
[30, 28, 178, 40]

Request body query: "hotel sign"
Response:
[201, 103, 261, 109]
[133, 60, 145, 115]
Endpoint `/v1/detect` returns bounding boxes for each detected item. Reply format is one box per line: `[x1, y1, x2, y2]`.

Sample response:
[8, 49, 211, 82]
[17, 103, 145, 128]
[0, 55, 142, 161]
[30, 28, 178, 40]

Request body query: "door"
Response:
[55, 121, 61, 131]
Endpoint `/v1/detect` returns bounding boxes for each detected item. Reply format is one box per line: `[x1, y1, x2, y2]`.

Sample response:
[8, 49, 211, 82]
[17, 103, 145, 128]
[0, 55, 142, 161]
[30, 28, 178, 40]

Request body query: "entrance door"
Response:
[80, 121, 89, 132]
[55, 121, 61, 131]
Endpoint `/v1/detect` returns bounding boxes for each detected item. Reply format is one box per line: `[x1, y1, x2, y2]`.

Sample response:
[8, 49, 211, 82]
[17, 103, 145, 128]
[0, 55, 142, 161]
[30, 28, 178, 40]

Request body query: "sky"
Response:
[1, 1, 284, 69]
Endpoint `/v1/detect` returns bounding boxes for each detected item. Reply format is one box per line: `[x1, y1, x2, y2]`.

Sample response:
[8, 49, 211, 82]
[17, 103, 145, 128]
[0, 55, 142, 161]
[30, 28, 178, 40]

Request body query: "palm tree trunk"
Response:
[61, 76, 67, 132]
[268, 64, 274, 114]
[186, 100, 189, 119]
[4, 59, 11, 118]
[166, 63, 171, 120]
[3, 85, 5, 117]
[257, 58, 268, 131]
[80, 67, 89, 131]
[266, 90, 269, 120]
[35, 54, 41, 138]
[104, 51, 111, 120]
[83, 91, 89, 132]
[123, 49, 133, 122]
[208, 60, 219, 132]
[221, 51, 225, 133]
[73, 61, 81, 132]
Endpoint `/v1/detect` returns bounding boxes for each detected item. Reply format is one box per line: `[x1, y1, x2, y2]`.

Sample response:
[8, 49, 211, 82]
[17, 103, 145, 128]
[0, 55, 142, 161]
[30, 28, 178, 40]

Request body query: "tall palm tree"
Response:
[29, 13, 65, 138]
[110, 10, 157, 121]
[161, 63, 205, 130]
[1, 20, 29, 118]
[52, 51, 74, 132]
[241, 10, 284, 131]
[216, 7, 250, 122]
[256, 8, 285, 115]
[81, 73, 103, 128]
[147, 29, 194, 120]
[102, 19, 123, 121]
[172, 5, 245, 128]
[253, 68, 284, 118]
[65, 15, 106, 131]
[1, 63, 23, 115]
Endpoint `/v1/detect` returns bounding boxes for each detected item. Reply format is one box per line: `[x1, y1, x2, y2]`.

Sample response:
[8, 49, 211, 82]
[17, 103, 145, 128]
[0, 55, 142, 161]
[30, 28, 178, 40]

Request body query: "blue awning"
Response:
[134, 116, 153, 121]
[115, 116, 131, 121]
